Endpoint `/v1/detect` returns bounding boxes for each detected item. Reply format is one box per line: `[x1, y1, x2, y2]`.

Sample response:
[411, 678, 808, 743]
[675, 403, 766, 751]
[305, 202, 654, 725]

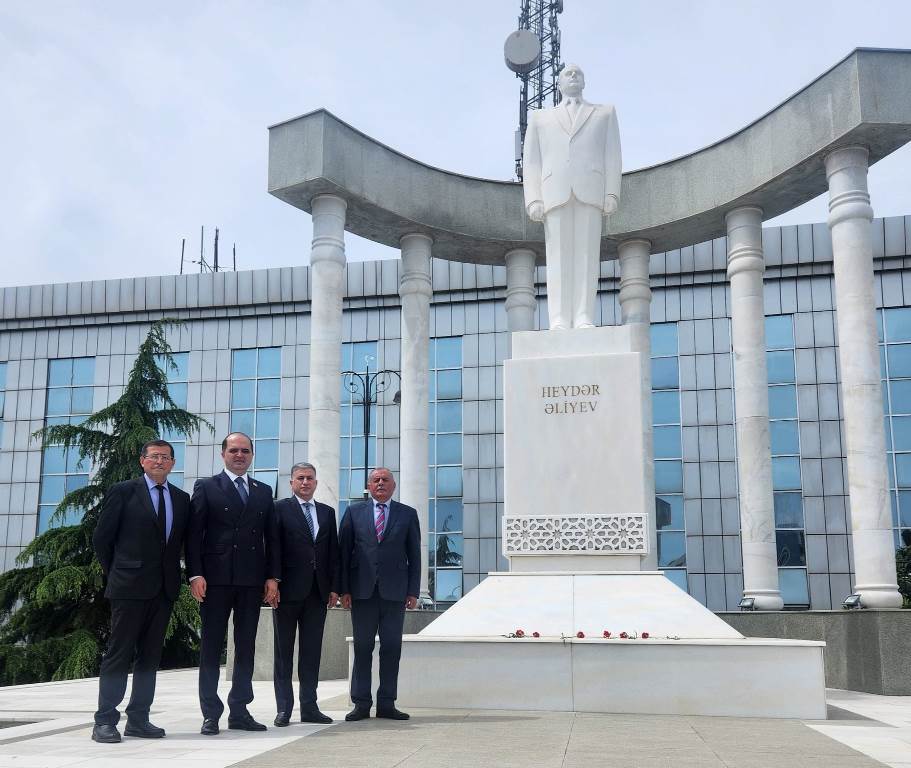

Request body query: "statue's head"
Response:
[558, 64, 585, 99]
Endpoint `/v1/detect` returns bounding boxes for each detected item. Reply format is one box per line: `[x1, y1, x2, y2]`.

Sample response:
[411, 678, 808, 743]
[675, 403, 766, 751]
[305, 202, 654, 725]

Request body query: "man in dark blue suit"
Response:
[92, 439, 190, 743]
[338, 467, 420, 721]
[266, 462, 339, 726]
[187, 432, 276, 735]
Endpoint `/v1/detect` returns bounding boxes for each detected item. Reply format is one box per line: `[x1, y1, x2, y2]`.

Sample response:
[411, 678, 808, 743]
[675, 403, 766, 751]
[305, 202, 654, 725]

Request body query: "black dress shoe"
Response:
[124, 720, 165, 738]
[273, 712, 290, 727]
[345, 706, 371, 722]
[300, 706, 333, 724]
[200, 718, 220, 735]
[376, 706, 410, 720]
[91, 723, 121, 743]
[228, 713, 268, 731]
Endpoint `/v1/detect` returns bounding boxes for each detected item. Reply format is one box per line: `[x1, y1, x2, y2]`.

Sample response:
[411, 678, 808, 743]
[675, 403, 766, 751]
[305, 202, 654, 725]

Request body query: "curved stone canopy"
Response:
[268, 48, 911, 265]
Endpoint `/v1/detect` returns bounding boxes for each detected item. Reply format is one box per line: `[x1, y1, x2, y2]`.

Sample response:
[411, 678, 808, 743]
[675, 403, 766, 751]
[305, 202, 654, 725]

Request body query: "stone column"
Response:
[726, 206, 783, 610]
[504, 248, 537, 332]
[399, 233, 433, 602]
[825, 146, 902, 608]
[618, 239, 657, 569]
[308, 194, 347, 513]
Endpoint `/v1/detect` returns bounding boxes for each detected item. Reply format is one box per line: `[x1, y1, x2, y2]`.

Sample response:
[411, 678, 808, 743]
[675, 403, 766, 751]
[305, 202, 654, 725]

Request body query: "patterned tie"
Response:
[302, 501, 315, 538]
[235, 476, 248, 504]
[375, 503, 386, 543]
[154, 484, 167, 542]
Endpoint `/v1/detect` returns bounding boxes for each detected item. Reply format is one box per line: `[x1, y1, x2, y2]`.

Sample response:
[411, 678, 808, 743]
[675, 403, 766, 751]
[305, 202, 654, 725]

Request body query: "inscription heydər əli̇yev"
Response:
[541, 384, 600, 415]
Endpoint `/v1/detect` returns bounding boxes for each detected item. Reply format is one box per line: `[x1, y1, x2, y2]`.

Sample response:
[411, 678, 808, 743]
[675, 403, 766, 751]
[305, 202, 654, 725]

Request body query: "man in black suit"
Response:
[266, 462, 339, 726]
[339, 467, 420, 722]
[187, 432, 276, 735]
[91, 439, 190, 743]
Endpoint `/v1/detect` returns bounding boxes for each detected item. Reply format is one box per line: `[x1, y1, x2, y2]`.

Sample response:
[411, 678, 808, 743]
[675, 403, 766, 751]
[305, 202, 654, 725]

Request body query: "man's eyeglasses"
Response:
[143, 454, 174, 462]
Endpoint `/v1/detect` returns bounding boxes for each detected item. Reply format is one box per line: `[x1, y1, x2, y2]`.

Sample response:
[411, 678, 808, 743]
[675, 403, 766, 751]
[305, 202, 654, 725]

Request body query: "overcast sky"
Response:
[2, 1, 910, 288]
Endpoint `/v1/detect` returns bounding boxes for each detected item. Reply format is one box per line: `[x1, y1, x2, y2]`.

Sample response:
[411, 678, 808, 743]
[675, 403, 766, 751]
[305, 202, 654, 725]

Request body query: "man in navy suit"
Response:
[338, 467, 420, 721]
[187, 432, 276, 735]
[91, 439, 190, 743]
[266, 462, 339, 726]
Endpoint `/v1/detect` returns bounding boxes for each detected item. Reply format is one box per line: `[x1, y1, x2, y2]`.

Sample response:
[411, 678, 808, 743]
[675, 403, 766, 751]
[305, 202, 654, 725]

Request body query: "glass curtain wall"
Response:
[428, 336, 463, 604]
[155, 352, 189, 489]
[880, 308, 911, 550]
[37, 358, 94, 533]
[230, 348, 281, 492]
[651, 323, 687, 590]
[766, 315, 810, 607]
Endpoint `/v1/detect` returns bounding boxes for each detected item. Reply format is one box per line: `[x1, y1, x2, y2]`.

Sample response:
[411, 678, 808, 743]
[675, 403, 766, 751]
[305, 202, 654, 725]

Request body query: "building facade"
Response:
[1, 214, 910, 611]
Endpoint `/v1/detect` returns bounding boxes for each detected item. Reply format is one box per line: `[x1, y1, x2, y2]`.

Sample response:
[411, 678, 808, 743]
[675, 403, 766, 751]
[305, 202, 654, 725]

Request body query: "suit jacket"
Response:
[338, 499, 420, 602]
[93, 476, 190, 601]
[522, 99, 621, 215]
[187, 471, 274, 588]
[266, 496, 339, 602]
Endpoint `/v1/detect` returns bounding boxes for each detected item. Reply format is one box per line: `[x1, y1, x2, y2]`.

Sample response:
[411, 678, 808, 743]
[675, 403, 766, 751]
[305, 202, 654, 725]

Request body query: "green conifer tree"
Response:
[0, 320, 212, 684]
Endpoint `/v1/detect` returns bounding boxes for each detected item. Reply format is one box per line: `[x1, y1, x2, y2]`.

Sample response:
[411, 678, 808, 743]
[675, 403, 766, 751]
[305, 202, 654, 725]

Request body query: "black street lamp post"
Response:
[341, 359, 400, 499]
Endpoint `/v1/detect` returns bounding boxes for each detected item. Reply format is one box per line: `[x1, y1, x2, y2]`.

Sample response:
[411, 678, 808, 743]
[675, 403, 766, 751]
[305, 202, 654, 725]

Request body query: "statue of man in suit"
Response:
[522, 63, 622, 330]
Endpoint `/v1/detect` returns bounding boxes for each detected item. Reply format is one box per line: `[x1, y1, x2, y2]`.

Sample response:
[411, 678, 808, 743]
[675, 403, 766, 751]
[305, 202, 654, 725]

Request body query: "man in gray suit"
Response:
[522, 63, 622, 330]
[338, 468, 420, 721]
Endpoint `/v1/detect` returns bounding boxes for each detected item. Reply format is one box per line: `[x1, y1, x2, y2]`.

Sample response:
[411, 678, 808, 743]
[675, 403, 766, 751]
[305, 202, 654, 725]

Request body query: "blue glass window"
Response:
[436, 369, 462, 400]
[767, 351, 795, 384]
[433, 499, 463, 532]
[651, 357, 679, 390]
[657, 531, 686, 568]
[652, 391, 680, 425]
[655, 460, 683, 494]
[664, 569, 688, 591]
[765, 315, 795, 350]
[231, 348, 281, 491]
[778, 568, 809, 606]
[768, 385, 798, 419]
[885, 307, 911, 343]
[772, 456, 802, 490]
[653, 425, 682, 459]
[39, 357, 95, 533]
[770, 421, 800, 455]
[774, 492, 804, 528]
[887, 344, 911, 378]
[656, 495, 684, 530]
[890, 380, 911, 415]
[650, 324, 678, 357]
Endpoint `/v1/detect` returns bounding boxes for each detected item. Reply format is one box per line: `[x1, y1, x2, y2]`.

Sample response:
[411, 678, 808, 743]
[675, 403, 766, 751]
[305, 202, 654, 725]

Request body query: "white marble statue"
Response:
[522, 64, 622, 329]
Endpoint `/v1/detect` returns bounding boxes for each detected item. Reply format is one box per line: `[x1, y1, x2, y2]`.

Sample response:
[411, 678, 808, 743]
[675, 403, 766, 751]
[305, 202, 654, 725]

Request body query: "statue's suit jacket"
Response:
[338, 499, 421, 602]
[93, 477, 190, 601]
[522, 100, 622, 215]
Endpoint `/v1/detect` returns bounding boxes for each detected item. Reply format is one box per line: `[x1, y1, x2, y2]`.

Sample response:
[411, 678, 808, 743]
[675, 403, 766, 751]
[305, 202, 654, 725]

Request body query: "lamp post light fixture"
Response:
[341, 357, 401, 499]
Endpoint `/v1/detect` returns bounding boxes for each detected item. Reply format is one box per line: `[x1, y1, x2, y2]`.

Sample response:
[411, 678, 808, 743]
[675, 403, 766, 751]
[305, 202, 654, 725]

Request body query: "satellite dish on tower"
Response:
[504, 28, 541, 74]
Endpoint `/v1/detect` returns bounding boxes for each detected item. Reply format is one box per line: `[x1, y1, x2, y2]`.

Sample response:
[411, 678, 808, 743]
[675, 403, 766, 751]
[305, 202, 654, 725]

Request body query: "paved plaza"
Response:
[0, 669, 908, 768]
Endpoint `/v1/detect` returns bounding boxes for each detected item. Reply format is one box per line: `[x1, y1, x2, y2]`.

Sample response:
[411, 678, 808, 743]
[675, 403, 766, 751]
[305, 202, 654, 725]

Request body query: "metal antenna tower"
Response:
[504, 0, 564, 180]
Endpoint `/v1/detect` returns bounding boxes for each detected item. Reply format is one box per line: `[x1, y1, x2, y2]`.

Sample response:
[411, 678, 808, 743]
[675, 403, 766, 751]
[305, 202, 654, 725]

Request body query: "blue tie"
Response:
[235, 476, 248, 504]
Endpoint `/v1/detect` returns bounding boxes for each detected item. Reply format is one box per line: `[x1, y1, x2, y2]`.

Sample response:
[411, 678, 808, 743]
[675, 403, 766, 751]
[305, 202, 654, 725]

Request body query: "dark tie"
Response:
[375, 503, 386, 543]
[154, 484, 166, 541]
[235, 476, 248, 504]
[302, 501, 315, 538]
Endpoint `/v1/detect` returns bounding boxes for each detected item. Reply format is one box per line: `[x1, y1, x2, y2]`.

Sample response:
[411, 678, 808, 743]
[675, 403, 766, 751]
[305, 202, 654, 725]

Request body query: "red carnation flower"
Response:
[641, 632, 650, 639]
[603, 630, 611, 638]
[576, 631, 585, 638]
[515, 629, 525, 638]
[532, 631, 540, 638]
[619, 631, 629, 639]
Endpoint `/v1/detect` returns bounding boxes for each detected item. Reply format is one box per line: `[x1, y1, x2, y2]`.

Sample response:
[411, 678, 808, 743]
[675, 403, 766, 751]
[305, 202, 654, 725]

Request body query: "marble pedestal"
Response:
[375, 327, 827, 719]
[503, 326, 649, 571]
[389, 571, 827, 719]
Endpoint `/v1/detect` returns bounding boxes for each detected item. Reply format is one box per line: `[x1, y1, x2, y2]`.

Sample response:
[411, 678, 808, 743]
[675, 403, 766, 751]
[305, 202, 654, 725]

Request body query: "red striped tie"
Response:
[375, 503, 386, 542]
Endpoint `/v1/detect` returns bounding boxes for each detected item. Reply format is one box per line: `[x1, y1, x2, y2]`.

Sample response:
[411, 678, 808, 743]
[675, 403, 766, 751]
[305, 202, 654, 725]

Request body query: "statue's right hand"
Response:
[190, 576, 207, 602]
[527, 201, 545, 222]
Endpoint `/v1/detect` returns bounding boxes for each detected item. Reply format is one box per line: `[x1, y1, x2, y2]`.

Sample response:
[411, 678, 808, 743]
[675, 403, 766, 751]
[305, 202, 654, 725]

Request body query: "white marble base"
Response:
[384, 570, 828, 719]
[395, 635, 826, 719]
